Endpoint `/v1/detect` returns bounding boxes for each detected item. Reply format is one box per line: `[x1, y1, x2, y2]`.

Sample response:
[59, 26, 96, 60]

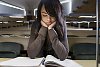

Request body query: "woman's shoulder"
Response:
[32, 19, 40, 26]
[31, 19, 40, 29]
[32, 19, 38, 24]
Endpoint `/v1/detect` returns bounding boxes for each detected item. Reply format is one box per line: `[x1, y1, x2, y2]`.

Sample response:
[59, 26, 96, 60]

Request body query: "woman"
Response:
[27, 0, 69, 61]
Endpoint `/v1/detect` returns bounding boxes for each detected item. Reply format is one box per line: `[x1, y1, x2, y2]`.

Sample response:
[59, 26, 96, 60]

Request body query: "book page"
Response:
[0, 57, 45, 67]
[45, 55, 82, 67]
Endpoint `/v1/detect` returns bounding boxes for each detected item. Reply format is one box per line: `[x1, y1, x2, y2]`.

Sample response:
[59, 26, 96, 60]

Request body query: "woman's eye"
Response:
[43, 15, 47, 17]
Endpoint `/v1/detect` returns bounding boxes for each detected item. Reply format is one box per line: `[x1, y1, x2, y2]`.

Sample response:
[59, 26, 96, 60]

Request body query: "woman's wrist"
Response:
[48, 27, 52, 30]
[48, 22, 56, 30]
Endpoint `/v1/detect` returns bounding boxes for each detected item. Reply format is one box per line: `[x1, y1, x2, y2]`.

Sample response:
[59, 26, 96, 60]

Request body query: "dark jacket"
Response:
[27, 20, 69, 60]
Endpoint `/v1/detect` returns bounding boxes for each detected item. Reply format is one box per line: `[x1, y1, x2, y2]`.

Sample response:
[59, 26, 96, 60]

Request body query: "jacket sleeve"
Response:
[48, 28, 69, 61]
[27, 22, 48, 58]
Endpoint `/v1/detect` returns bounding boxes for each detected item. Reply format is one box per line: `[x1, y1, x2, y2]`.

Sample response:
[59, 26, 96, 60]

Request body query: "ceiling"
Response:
[1, 0, 40, 10]
[0, 0, 99, 21]
[1, 0, 98, 14]
[0, 0, 68, 15]
[0, 0, 99, 30]
[0, 0, 67, 11]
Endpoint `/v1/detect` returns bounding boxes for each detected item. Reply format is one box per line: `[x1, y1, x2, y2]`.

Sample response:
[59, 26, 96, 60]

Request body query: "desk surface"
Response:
[0, 58, 11, 62]
[0, 58, 96, 67]
[75, 60, 96, 67]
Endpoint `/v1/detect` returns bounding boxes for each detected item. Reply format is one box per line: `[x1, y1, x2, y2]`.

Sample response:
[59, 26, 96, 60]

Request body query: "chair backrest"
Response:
[71, 43, 96, 60]
[0, 42, 24, 58]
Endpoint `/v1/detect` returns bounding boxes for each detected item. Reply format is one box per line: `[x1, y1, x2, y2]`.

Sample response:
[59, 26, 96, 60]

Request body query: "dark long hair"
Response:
[37, 0, 66, 40]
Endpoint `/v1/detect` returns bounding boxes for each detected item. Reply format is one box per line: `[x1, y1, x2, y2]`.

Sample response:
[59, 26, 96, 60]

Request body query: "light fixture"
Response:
[0, 1, 24, 10]
[34, 8, 37, 16]
[60, 0, 70, 4]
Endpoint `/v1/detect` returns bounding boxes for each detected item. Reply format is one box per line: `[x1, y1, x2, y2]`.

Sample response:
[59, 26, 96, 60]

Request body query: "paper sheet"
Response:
[0, 57, 44, 67]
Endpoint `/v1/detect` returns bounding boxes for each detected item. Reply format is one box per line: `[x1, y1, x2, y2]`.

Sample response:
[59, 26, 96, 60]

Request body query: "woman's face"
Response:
[41, 5, 56, 26]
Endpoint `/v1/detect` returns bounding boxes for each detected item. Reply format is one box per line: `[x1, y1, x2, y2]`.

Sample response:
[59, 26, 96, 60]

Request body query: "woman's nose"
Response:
[47, 16, 51, 22]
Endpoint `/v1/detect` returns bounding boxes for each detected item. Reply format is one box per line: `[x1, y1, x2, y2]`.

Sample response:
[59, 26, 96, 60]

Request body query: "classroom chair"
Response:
[0, 42, 24, 58]
[70, 43, 96, 60]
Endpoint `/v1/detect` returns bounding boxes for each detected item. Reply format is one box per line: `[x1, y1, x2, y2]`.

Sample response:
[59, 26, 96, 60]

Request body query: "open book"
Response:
[0, 55, 82, 67]
[0, 57, 45, 67]
[44, 55, 82, 67]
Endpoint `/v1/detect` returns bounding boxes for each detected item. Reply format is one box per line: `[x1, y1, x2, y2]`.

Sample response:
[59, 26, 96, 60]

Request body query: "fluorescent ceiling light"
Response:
[60, 0, 70, 4]
[79, 16, 96, 18]
[34, 8, 37, 16]
[0, 1, 24, 10]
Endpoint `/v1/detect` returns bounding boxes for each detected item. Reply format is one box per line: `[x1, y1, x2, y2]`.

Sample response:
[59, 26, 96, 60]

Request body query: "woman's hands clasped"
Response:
[41, 20, 56, 30]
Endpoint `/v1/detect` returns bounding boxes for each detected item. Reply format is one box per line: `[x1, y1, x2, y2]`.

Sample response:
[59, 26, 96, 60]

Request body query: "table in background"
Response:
[75, 60, 96, 67]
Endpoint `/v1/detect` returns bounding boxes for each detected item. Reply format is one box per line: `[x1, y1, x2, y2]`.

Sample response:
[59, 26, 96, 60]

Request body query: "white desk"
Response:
[0, 58, 96, 67]
[0, 58, 45, 67]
